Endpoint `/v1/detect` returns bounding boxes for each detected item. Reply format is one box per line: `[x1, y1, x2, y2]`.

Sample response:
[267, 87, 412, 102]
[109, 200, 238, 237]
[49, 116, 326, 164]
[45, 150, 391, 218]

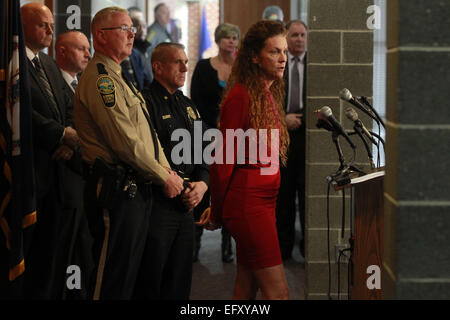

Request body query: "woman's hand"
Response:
[195, 207, 220, 231]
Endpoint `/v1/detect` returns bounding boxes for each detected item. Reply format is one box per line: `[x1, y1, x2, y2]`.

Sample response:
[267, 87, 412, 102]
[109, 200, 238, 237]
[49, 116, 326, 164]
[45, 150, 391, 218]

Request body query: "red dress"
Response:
[210, 84, 282, 270]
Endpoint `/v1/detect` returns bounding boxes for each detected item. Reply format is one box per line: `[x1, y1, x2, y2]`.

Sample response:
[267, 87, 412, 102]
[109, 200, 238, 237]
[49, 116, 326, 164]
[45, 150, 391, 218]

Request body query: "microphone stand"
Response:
[330, 132, 365, 186]
[332, 132, 346, 171]
[349, 130, 375, 169]
[369, 131, 385, 146]
[359, 96, 386, 128]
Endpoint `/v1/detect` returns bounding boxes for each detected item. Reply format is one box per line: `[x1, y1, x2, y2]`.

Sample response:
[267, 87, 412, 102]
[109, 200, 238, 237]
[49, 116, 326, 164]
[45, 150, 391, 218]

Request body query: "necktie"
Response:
[289, 57, 301, 113]
[71, 79, 78, 91]
[32, 57, 62, 122]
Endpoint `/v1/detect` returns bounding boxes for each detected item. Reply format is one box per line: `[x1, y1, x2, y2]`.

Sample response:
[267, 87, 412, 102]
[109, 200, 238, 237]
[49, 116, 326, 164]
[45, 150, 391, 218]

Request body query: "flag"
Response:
[0, 0, 36, 296]
[198, 5, 211, 60]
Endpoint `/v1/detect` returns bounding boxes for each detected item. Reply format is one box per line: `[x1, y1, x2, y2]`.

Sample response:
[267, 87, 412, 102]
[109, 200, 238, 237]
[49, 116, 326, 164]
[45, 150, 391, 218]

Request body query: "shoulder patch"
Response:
[97, 76, 116, 108]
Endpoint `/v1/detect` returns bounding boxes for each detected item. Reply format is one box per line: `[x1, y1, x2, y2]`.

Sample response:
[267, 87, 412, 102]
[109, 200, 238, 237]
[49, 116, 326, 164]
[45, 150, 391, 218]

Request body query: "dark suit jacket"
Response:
[283, 52, 307, 177]
[122, 48, 152, 91]
[28, 52, 81, 207]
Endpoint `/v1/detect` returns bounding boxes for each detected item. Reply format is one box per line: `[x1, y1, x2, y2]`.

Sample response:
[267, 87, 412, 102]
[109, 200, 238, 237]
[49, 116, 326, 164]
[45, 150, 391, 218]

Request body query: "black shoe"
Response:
[221, 236, 234, 263]
[282, 253, 292, 261]
[281, 249, 292, 261]
[222, 248, 234, 263]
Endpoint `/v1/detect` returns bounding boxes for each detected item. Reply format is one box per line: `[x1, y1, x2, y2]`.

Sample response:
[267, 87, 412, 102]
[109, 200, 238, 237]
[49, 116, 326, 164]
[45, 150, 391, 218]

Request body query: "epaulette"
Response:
[97, 63, 108, 75]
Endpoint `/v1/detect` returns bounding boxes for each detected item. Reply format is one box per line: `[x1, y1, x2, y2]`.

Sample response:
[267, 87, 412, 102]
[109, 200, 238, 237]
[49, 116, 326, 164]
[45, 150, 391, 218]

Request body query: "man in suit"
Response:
[276, 20, 308, 261]
[55, 31, 90, 94]
[121, 48, 152, 91]
[21, 3, 81, 299]
[131, 16, 154, 83]
[54, 30, 93, 300]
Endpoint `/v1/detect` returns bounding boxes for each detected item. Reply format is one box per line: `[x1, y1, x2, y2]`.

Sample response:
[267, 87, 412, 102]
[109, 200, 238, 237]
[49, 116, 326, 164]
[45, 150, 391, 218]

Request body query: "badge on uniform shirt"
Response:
[186, 106, 197, 121]
[147, 30, 156, 42]
[97, 76, 116, 108]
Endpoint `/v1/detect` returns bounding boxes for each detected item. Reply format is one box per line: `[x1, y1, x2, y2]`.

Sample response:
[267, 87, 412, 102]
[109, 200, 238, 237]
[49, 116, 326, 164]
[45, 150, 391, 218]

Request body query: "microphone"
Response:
[339, 88, 378, 123]
[315, 106, 356, 149]
[345, 107, 376, 168]
[344, 107, 377, 145]
[316, 119, 334, 132]
[359, 96, 386, 128]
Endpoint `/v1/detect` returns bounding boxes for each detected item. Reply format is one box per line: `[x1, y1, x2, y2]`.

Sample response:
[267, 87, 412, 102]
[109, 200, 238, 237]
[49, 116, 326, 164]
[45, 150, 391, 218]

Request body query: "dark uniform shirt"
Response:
[141, 80, 209, 189]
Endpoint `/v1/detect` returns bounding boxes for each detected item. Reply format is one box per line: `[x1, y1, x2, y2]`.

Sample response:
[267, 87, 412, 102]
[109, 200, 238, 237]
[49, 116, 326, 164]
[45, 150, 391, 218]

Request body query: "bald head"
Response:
[56, 31, 91, 77]
[22, 3, 54, 53]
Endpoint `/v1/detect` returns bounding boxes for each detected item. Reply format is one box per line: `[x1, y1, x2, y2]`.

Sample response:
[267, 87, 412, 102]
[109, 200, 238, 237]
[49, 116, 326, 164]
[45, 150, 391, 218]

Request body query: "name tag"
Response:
[162, 114, 171, 120]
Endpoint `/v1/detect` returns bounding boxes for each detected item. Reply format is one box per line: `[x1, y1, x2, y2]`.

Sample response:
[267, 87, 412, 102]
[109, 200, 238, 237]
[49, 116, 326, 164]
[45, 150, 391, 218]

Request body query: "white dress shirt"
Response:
[26, 46, 39, 66]
[60, 69, 78, 93]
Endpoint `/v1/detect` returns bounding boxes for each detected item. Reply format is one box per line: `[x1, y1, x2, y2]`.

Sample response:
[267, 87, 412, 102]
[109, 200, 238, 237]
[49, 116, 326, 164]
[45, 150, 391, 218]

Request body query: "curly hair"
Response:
[221, 20, 290, 166]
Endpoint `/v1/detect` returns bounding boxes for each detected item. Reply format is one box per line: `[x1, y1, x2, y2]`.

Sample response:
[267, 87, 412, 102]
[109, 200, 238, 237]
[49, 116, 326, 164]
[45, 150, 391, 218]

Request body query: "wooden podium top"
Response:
[350, 170, 385, 185]
[330, 167, 385, 190]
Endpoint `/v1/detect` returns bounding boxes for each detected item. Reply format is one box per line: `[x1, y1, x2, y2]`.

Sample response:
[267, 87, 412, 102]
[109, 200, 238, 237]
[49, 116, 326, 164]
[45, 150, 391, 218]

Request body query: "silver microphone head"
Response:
[339, 88, 353, 101]
[320, 106, 333, 117]
[320, 106, 333, 118]
[345, 107, 358, 121]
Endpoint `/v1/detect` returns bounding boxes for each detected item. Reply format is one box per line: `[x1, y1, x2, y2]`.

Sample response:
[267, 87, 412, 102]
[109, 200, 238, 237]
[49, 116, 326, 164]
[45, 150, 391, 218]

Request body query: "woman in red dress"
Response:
[198, 20, 290, 300]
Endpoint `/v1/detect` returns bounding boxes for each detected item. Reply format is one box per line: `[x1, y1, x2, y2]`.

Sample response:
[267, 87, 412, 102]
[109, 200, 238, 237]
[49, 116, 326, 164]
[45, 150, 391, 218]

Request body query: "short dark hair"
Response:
[131, 16, 145, 28]
[285, 20, 308, 31]
[151, 42, 185, 64]
[127, 6, 142, 13]
[154, 3, 167, 15]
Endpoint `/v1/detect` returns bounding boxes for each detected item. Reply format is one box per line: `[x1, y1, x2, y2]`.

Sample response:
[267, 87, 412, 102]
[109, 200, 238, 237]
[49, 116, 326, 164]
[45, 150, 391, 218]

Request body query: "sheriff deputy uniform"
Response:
[74, 52, 170, 299]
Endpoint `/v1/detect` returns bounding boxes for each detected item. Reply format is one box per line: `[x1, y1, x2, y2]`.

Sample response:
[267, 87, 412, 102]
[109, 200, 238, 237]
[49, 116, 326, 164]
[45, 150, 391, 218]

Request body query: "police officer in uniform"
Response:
[73, 7, 184, 300]
[139, 43, 209, 299]
[147, 3, 173, 54]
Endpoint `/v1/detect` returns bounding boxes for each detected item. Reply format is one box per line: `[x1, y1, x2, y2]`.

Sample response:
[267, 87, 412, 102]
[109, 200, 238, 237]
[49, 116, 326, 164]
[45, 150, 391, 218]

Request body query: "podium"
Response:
[335, 169, 384, 299]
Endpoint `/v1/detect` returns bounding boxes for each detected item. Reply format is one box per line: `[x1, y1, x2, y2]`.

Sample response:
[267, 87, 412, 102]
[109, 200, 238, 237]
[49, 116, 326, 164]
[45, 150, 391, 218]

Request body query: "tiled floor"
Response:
[190, 223, 306, 300]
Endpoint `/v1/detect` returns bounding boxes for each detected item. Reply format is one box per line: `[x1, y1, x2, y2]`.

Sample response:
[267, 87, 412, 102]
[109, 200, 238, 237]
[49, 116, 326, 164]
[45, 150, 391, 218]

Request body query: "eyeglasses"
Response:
[101, 26, 137, 34]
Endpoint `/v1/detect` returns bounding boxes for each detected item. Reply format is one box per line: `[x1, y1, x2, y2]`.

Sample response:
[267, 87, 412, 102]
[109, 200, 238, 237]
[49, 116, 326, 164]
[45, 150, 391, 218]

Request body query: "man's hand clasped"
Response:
[163, 169, 184, 198]
[181, 181, 208, 211]
[285, 113, 302, 131]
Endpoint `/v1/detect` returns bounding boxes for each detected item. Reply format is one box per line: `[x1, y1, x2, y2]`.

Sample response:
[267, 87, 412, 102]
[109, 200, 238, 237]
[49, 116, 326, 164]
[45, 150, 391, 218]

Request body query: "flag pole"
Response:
[0, 0, 8, 82]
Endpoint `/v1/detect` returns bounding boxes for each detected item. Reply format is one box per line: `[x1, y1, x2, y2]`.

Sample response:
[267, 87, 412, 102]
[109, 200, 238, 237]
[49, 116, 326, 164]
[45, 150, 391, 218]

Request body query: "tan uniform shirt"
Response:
[74, 52, 170, 185]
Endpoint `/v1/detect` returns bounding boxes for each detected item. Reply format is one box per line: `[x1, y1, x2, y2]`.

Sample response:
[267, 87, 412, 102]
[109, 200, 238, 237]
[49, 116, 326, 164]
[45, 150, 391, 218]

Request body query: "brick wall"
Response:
[383, 0, 450, 299]
[305, 0, 374, 300]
